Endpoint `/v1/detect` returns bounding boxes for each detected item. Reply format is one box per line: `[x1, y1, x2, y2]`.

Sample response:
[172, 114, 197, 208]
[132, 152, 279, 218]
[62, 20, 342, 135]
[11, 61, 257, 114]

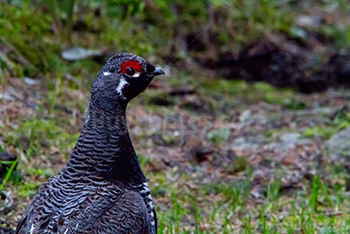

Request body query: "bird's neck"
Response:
[67, 100, 146, 186]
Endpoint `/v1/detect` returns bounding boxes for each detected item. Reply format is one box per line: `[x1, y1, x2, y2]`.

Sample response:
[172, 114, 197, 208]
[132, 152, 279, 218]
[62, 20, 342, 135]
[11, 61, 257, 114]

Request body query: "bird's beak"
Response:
[152, 67, 165, 76]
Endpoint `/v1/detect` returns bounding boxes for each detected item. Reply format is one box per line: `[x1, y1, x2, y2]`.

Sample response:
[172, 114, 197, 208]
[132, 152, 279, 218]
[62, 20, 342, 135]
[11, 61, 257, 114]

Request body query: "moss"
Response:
[224, 156, 250, 174]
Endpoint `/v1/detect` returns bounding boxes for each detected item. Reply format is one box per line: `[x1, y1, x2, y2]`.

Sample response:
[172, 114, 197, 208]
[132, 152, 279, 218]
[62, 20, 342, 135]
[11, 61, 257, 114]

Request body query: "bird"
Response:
[15, 53, 165, 234]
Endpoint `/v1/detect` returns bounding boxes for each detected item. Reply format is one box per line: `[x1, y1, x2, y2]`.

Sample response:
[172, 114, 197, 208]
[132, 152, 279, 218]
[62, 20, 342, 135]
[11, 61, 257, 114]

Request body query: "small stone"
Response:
[24, 77, 40, 86]
[280, 133, 300, 143]
[0, 92, 14, 101]
[61, 47, 101, 61]
[251, 191, 260, 199]
[279, 215, 284, 222]
[325, 127, 350, 157]
[296, 15, 323, 28]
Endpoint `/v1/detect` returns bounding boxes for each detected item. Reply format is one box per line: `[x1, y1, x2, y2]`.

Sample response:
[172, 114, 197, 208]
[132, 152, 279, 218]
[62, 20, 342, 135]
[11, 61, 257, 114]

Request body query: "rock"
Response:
[0, 92, 14, 101]
[296, 15, 323, 28]
[280, 133, 300, 143]
[0, 191, 13, 211]
[61, 47, 102, 61]
[24, 77, 40, 86]
[325, 127, 350, 157]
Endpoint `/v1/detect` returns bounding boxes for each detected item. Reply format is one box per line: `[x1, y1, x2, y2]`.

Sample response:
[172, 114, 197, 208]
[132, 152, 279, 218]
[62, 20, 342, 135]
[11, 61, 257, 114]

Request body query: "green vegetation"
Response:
[0, 160, 18, 186]
[303, 110, 350, 139]
[1, 0, 350, 233]
[6, 118, 79, 157]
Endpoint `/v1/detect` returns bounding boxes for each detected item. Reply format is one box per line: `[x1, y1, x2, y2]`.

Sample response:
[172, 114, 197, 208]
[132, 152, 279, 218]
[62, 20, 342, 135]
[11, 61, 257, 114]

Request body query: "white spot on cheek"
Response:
[116, 78, 128, 100]
[131, 72, 140, 78]
[103, 72, 111, 76]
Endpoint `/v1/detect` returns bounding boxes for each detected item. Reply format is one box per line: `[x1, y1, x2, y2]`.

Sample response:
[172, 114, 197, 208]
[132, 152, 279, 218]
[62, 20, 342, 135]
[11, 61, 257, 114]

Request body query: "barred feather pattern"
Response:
[133, 183, 157, 227]
[16, 100, 157, 234]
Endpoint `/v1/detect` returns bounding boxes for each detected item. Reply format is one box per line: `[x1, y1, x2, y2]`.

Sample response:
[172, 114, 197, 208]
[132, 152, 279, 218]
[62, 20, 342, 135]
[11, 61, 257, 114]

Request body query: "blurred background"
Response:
[1, 0, 350, 233]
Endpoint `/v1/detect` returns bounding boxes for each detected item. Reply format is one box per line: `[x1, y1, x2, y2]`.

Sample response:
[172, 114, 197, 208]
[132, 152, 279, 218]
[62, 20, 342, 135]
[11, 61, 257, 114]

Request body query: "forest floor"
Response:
[1, 71, 350, 233]
[1, 1, 350, 233]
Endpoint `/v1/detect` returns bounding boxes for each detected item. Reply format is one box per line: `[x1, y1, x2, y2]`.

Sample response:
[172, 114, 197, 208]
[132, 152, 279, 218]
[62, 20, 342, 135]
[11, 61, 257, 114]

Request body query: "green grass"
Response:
[149, 166, 350, 233]
[201, 79, 302, 109]
[0, 160, 17, 186]
[1, 0, 350, 233]
[5, 118, 79, 158]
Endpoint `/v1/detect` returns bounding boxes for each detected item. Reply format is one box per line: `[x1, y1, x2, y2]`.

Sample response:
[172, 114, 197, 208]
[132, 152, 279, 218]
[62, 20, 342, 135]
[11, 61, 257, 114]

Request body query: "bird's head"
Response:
[91, 53, 164, 107]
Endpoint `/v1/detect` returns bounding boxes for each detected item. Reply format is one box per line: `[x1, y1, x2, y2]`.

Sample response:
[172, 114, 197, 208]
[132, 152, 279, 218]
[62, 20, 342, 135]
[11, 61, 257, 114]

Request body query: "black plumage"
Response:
[16, 53, 164, 234]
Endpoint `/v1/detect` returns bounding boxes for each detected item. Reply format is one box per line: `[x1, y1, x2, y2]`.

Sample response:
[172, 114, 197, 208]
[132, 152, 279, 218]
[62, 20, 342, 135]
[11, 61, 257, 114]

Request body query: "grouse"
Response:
[15, 53, 165, 234]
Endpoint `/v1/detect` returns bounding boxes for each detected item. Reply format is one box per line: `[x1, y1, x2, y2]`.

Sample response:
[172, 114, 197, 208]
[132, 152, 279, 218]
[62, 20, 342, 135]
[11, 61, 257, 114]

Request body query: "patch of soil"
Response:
[191, 35, 350, 93]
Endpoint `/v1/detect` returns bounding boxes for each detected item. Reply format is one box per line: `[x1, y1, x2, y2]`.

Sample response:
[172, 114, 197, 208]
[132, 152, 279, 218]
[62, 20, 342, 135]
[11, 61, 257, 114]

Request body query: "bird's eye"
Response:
[126, 67, 135, 76]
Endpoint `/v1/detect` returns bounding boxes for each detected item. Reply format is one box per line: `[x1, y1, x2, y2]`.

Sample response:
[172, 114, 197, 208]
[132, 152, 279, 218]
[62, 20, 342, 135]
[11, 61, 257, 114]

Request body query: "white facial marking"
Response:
[116, 77, 128, 100]
[131, 72, 140, 78]
[103, 71, 111, 76]
[30, 224, 34, 234]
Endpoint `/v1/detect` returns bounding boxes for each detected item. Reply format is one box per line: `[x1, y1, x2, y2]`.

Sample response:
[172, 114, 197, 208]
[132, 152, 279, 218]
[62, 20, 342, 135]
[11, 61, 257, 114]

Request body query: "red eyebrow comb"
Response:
[120, 61, 142, 73]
